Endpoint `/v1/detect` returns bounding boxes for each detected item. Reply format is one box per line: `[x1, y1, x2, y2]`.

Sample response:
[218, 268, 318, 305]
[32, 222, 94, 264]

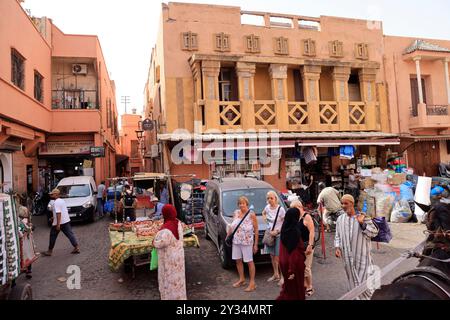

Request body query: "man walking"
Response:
[42, 188, 80, 256]
[334, 194, 378, 300]
[317, 184, 341, 232]
[97, 180, 106, 218]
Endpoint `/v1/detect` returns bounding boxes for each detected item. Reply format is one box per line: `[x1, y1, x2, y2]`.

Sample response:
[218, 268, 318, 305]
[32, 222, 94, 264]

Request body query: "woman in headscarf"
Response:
[277, 207, 306, 300]
[152, 204, 187, 300]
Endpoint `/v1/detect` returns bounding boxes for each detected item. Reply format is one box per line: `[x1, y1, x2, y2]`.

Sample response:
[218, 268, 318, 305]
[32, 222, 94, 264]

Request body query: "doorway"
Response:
[410, 78, 427, 116]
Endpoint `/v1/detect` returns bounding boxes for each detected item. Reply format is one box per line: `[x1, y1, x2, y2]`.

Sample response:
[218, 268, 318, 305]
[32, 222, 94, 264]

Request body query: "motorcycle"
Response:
[31, 191, 49, 216]
[438, 162, 450, 178]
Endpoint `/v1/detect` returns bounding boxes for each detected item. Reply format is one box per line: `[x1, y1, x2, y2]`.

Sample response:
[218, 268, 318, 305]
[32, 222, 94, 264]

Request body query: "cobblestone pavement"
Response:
[21, 213, 426, 300]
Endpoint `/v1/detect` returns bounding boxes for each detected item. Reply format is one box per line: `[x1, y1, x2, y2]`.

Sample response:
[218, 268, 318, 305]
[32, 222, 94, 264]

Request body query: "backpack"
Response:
[124, 193, 134, 207]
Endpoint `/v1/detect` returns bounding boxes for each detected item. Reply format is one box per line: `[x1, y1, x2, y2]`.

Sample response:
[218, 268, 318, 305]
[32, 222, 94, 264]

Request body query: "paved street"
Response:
[20, 213, 426, 300]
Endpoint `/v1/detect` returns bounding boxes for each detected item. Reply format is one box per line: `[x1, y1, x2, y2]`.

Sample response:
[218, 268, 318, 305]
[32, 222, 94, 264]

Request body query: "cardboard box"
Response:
[388, 173, 406, 185]
[361, 178, 375, 189]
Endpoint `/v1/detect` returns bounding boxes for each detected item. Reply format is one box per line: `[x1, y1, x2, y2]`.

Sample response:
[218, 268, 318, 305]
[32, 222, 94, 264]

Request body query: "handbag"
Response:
[150, 248, 158, 270]
[225, 210, 251, 248]
[262, 206, 281, 247]
[371, 216, 392, 243]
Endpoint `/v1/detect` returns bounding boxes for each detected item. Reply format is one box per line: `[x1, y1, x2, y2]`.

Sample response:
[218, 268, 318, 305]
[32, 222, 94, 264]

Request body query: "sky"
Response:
[22, 0, 450, 116]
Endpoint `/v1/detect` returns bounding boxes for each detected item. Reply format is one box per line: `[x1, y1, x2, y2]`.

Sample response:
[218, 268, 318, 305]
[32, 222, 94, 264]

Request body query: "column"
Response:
[269, 64, 289, 130]
[412, 57, 427, 122]
[236, 62, 256, 130]
[414, 57, 424, 104]
[190, 61, 203, 132]
[201, 60, 221, 131]
[359, 68, 378, 130]
[301, 65, 321, 130]
[444, 58, 450, 105]
[332, 66, 351, 130]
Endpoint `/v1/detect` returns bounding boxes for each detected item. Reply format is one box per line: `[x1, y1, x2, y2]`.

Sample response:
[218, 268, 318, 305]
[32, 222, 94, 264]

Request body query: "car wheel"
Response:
[204, 223, 211, 240]
[219, 239, 232, 270]
[9, 283, 32, 300]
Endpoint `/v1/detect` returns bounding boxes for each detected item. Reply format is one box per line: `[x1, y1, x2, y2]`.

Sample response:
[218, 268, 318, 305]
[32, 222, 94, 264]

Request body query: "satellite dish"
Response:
[180, 183, 192, 201]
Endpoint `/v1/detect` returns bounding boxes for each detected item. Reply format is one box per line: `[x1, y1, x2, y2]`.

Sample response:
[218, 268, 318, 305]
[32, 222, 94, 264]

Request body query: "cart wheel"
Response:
[9, 283, 32, 300]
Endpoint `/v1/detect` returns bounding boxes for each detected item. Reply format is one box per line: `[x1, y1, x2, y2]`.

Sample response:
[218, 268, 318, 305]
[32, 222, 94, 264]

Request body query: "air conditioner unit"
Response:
[72, 64, 88, 75]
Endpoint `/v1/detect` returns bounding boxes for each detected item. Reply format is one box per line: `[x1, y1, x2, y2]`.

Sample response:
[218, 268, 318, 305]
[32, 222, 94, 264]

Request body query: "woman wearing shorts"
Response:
[262, 191, 286, 284]
[227, 196, 259, 292]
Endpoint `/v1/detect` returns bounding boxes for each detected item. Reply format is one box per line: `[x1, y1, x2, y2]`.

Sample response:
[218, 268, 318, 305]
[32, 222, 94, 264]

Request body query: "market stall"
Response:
[108, 219, 199, 278]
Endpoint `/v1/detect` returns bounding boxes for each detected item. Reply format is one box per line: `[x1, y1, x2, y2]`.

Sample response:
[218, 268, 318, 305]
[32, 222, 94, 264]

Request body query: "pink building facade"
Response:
[0, 0, 119, 193]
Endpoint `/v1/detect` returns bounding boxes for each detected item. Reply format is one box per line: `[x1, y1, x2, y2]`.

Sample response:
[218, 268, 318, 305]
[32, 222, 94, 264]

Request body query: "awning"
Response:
[297, 138, 400, 147]
[198, 140, 296, 151]
[403, 135, 450, 142]
[158, 131, 398, 141]
[132, 172, 167, 180]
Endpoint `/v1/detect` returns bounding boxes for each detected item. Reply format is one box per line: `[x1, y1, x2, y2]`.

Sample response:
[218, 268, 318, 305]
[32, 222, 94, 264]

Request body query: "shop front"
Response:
[0, 152, 13, 193]
[38, 139, 96, 191]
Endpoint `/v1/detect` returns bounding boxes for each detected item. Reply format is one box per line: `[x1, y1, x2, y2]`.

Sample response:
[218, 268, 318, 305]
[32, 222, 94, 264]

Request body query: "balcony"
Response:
[197, 100, 379, 132]
[409, 104, 450, 131]
[51, 89, 98, 110]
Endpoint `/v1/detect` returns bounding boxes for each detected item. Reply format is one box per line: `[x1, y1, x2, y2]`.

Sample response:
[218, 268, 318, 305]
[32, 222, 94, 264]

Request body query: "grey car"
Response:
[203, 178, 288, 269]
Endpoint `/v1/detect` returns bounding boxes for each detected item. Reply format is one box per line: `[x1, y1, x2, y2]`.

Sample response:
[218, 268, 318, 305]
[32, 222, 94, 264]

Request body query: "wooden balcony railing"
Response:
[198, 100, 380, 132]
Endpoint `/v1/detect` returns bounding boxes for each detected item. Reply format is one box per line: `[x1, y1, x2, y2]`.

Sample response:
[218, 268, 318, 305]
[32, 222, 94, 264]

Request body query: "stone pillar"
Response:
[359, 68, 378, 130]
[236, 62, 256, 131]
[444, 58, 450, 105]
[332, 66, 351, 130]
[301, 65, 321, 130]
[201, 60, 221, 131]
[269, 64, 289, 129]
[412, 57, 427, 122]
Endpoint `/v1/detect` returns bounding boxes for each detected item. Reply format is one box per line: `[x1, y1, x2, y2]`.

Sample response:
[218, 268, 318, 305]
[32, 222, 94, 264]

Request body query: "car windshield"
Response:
[222, 188, 285, 217]
[58, 184, 91, 198]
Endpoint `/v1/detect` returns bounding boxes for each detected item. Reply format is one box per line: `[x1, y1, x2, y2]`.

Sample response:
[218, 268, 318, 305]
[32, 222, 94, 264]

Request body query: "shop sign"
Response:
[142, 118, 154, 131]
[39, 141, 94, 155]
[150, 144, 159, 158]
[90, 146, 105, 158]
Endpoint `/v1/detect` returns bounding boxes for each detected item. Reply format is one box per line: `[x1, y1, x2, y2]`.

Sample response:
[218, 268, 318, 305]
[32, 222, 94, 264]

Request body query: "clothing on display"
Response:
[302, 147, 318, 165]
[339, 146, 356, 160]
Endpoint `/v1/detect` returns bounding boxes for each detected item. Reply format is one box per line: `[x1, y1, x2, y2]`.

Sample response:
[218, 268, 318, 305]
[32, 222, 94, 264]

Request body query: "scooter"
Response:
[438, 162, 450, 178]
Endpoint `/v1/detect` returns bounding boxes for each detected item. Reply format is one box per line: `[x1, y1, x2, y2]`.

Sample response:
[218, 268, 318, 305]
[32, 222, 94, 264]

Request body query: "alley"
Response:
[24, 215, 423, 300]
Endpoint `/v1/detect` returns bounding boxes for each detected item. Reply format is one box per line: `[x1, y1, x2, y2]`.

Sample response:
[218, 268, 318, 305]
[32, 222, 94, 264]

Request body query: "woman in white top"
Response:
[262, 191, 286, 283]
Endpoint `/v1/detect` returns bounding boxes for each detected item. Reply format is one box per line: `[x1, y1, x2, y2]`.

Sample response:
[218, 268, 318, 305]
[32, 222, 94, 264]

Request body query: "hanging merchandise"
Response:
[302, 147, 317, 165]
[339, 146, 355, 160]
[0, 194, 21, 286]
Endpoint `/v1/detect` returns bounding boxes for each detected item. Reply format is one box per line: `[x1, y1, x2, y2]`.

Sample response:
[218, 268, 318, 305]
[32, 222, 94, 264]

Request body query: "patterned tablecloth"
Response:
[108, 230, 200, 271]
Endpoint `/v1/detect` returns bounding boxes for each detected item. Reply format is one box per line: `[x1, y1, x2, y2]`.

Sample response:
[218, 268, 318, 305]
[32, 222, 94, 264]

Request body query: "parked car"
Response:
[47, 176, 98, 225]
[203, 178, 287, 269]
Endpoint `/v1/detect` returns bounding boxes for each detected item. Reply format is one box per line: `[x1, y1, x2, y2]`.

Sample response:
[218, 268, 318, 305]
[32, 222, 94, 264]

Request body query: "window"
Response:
[34, 70, 44, 102]
[302, 39, 316, 57]
[218, 68, 238, 101]
[355, 43, 369, 60]
[214, 33, 230, 52]
[11, 48, 25, 90]
[106, 99, 112, 128]
[274, 37, 289, 55]
[222, 188, 285, 216]
[329, 40, 344, 58]
[181, 32, 198, 51]
[131, 140, 139, 158]
[245, 34, 260, 53]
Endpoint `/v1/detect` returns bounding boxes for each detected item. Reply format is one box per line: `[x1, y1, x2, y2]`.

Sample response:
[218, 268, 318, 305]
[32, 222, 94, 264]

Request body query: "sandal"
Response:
[71, 248, 81, 254]
[306, 288, 315, 297]
[244, 285, 257, 292]
[232, 280, 246, 288]
[41, 251, 52, 257]
[267, 275, 281, 282]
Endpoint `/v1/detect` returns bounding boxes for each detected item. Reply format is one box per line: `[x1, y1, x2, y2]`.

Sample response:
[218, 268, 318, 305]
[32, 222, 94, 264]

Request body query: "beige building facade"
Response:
[145, 3, 450, 187]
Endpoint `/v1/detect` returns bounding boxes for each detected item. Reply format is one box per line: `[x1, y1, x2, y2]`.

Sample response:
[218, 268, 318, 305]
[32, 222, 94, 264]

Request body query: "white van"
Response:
[47, 176, 98, 224]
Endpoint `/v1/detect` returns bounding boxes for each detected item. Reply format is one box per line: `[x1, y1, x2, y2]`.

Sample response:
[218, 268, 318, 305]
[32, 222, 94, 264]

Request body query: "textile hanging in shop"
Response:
[0, 194, 21, 286]
[302, 147, 318, 164]
[339, 146, 356, 160]
[328, 147, 340, 157]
